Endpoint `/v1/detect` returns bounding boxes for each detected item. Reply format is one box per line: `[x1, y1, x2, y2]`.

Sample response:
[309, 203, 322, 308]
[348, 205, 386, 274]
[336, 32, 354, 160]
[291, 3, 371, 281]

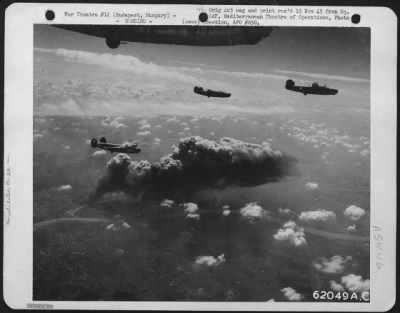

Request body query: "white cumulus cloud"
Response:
[299, 209, 336, 224]
[139, 123, 152, 130]
[330, 280, 345, 292]
[186, 213, 200, 220]
[330, 274, 370, 293]
[102, 117, 127, 129]
[344, 205, 366, 221]
[305, 182, 319, 190]
[222, 210, 231, 217]
[341, 274, 370, 293]
[222, 205, 231, 216]
[137, 130, 152, 137]
[183, 202, 199, 214]
[92, 150, 107, 157]
[240, 202, 268, 222]
[34, 133, 44, 140]
[312, 255, 352, 274]
[183, 202, 200, 220]
[347, 224, 357, 232]
[274, 221, 307, 247]
[165, 116, 180, 125]
[281, 287, 302, 301]
[195, 254, 225, 267]
[160, 199, 175, 208]
[278, 208, 296, 219]
[57, 184, 72, 191]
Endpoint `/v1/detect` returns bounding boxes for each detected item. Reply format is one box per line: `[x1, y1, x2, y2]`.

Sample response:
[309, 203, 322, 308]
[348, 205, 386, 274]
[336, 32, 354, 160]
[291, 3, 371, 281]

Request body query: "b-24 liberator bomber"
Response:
[194, 86, 231, 98]
[90, 137, 141, 154]
[285, 79, 338, 96]
[54, 25, 273, 49]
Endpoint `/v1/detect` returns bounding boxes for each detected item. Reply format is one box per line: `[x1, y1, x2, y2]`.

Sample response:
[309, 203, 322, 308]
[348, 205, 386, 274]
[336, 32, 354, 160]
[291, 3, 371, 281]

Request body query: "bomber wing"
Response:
[54, 25, 273, 49]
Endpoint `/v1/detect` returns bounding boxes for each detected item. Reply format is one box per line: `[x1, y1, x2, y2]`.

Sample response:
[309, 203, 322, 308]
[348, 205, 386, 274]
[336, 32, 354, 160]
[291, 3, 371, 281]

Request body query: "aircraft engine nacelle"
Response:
[285, 79, 295, 89]
[127, 146, 141, 153]
[106, 37, 120, 49]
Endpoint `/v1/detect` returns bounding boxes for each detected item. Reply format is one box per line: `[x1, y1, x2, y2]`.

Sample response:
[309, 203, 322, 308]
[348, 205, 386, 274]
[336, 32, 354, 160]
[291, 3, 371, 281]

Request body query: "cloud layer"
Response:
[273, 70, 369, 83]
[53, 48, 200, 85]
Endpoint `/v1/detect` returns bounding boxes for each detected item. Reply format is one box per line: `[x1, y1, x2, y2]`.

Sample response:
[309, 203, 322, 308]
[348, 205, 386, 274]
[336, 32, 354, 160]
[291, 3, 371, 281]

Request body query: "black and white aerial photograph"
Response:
[33, 25, 371, 301]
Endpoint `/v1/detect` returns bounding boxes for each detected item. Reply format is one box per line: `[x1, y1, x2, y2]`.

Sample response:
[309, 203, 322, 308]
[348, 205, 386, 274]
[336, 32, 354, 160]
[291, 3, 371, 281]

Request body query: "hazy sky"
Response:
[34, 25, 370, 117]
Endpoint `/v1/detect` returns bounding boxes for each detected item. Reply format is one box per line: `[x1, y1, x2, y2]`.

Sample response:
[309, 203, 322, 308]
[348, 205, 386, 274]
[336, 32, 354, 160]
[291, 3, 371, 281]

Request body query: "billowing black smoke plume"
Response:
[88, 136, 297, 204]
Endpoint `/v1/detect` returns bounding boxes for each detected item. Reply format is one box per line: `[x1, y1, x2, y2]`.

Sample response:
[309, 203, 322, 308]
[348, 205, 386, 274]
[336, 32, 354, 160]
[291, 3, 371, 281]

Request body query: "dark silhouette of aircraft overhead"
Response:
[91, 137, 141, 154]
[53, 25, 273, 49]
[285, 79, 338, 96]
[194, 86, 231, 98]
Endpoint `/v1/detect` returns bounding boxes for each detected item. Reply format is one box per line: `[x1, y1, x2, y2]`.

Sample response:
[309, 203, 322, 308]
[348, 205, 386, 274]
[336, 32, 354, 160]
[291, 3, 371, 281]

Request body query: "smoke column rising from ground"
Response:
[89, 136, 297, 204]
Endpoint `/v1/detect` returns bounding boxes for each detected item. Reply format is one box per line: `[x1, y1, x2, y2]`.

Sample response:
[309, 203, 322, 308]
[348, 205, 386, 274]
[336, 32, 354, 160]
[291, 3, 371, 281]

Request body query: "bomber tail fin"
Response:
[90, 138, 98, 148]
[285, 79, 295, 89]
